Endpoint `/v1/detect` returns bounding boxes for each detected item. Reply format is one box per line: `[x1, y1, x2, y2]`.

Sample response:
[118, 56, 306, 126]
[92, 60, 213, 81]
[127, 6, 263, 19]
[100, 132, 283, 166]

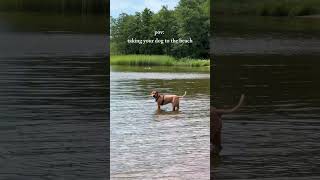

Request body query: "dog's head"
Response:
[150, 90, 159, 99]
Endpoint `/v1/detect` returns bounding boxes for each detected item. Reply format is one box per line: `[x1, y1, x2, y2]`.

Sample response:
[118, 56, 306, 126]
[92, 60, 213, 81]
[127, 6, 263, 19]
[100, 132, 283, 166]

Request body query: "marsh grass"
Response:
[214, 0, 320, 16]
[110, 55, 210, 67]
[257, 0, 318, 16]
[175, 58, 210, 67]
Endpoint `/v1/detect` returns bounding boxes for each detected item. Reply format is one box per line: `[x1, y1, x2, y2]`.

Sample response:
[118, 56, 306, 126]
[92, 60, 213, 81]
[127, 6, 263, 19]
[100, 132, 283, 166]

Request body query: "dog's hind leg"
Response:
[172, 105, 175, 111]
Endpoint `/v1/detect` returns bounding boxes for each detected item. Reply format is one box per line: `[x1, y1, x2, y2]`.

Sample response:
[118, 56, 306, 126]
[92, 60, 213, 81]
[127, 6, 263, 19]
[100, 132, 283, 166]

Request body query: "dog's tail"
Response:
[214, 94, 245, 114]
[178, 91, 187, 98]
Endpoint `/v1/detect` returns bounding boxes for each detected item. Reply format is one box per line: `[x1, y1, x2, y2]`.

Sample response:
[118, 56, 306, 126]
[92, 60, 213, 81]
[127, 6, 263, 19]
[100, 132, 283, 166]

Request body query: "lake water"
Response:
[110, 66, 210, 179]
[212, 16, 320, 179]
[0, 12, 108, 179]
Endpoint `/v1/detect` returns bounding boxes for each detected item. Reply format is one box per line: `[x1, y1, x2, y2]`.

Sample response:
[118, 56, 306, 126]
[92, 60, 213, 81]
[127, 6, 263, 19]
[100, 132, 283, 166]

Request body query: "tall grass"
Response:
[175, 58, 210, 67]
[110, 55, 210, 67]
[214, 0, 320, 16]
[256, 0, 318, 16]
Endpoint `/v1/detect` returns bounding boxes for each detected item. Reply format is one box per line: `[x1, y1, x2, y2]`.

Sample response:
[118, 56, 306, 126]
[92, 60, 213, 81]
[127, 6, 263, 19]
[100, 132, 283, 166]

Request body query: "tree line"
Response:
[111, 0, 209, 59]
[0, 0, 108, 15]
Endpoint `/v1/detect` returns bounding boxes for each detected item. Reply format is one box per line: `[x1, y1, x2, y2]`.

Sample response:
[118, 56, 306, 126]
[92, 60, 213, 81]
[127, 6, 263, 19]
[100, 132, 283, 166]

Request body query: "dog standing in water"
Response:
[211, 94, 245, 154]
[150, 90, 187, 111]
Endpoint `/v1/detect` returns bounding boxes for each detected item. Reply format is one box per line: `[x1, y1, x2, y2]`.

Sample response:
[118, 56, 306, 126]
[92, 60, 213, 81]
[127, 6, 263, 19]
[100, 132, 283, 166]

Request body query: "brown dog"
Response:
[150, 90, 187, 111]
[211, 94, 245, 154]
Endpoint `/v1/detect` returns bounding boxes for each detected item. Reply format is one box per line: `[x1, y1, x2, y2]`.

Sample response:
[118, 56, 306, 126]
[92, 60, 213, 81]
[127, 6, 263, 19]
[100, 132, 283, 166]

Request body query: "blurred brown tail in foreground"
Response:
[211, 94, 245, 154]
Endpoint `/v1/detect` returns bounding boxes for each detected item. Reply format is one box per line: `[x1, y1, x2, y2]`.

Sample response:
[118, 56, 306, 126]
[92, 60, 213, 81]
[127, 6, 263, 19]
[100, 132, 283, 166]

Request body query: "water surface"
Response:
[212, 16, 320, 56]
[111, 66, 210, 179]
[0, 12, 108, 179]
[212, 16, 320, 179]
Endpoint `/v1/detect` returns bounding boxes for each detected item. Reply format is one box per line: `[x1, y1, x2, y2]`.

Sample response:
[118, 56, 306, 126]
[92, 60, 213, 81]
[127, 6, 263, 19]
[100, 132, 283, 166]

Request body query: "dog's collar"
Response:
[155, 94, 160, 102]
[155, 94, 165, 105]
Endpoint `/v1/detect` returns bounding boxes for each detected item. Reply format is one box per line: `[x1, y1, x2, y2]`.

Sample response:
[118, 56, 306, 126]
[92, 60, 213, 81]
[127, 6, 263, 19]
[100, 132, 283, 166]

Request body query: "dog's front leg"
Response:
[158, 105, 161, 110]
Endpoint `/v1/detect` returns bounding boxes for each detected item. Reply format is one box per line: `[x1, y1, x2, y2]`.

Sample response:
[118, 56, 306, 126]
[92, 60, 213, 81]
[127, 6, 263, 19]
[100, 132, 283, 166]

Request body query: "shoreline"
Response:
[110, 55, 210, 67]
[214, 0, 320, 17]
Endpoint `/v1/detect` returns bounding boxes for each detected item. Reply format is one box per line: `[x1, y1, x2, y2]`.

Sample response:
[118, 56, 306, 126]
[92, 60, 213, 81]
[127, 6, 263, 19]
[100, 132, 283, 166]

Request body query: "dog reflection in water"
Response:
[154, 109, 180, 115]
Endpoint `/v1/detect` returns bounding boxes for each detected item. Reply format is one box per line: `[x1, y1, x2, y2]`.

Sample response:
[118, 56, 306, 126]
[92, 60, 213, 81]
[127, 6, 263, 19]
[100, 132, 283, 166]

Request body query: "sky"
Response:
[110, 0, 179, 18]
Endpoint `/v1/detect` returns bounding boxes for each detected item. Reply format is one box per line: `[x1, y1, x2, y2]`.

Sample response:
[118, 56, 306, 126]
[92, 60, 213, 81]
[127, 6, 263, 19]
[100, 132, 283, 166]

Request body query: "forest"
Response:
[111, 0, 209, 59]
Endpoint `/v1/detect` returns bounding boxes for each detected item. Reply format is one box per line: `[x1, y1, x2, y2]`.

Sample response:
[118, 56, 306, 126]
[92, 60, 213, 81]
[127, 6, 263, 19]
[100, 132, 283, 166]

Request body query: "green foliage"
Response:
[151, 6, 177, 55]
[173, 0, 210, 58]
[110, 55, 209, 67]
[111, 0, 209, 59]
[214, 0, 320, 16]
[111, 55, 175, 66]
